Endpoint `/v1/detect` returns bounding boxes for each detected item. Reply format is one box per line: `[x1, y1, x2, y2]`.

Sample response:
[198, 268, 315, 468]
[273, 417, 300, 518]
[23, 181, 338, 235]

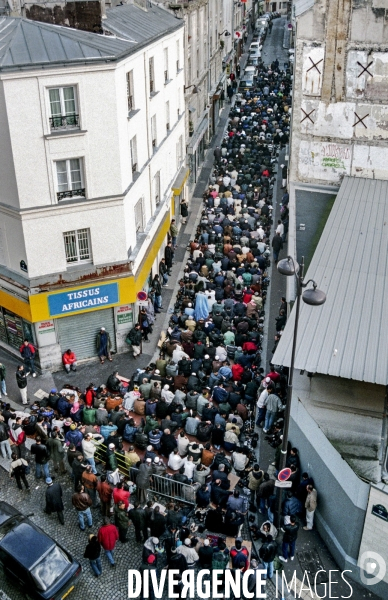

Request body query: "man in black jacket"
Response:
[45, 478, 64, 525]
[128, 500, 148, 542]
[15, 365, 28, 405]
[31, 436, 50, 480]
[279, 515, 299, 563]
[271, 232, 283, 264]
[259, 534, 277, 579]
[164, 242, 174, 274]
[127, 324, 143, 359]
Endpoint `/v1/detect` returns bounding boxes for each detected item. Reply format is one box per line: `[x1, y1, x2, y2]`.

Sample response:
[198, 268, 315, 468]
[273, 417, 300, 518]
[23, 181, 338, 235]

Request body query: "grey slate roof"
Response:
[0, 3, 182, 72]
[0, 17, 132, 70]
[103, 3, 183, 46]
[272, 176, 388, 386]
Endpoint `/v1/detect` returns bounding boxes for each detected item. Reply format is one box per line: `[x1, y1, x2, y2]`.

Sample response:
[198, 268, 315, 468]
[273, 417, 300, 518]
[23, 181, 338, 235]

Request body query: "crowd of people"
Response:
[0, 31, 319, 599]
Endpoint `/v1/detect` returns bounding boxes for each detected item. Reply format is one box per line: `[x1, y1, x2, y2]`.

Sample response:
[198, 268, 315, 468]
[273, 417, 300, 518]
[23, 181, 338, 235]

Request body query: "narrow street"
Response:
[0, 16, 380, 600]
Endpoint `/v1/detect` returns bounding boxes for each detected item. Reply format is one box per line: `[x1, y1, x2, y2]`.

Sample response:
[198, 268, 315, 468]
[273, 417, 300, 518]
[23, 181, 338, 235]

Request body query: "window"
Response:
[56, 159, 84, 201]
[63, 228, 91, 264]
[149, 57, 155, 94]
[166, 101, 170, 132]
[177, 88, 181, 118]
[153, 171, 161, 205]
[188, 57, 191, 82]
[130, 136, 138, 173]
[204, 43, 207, 69]
[151, 115, 157, 148]
[126, 70, 135, 112]
[49, 86, 79, 129]
[134, 197, 145, 233]
[197, 49, 199, 78]
[176, 40, 180, 72]
[176, 135, 183, 168]
[164, 48, 169, 83]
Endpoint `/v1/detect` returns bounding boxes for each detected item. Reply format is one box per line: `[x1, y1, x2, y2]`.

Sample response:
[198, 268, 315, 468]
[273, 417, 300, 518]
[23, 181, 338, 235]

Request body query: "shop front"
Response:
[0, 209, 172, 371]
[172, 167, 190, 221]
[187, 113, 209, 185]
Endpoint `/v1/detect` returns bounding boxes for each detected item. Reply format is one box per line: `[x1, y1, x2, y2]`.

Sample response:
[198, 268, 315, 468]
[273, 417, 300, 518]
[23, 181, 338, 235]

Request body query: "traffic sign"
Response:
[275, 481, 292, 488]
[278, 467, 292, 481]
[137, 291, 148, 301]
[136, 301, 148, 308]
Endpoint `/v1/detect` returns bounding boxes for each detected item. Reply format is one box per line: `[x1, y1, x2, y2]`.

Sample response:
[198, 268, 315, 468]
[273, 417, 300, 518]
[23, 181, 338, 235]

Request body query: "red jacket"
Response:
[63, 351, 76, 365]
[231, 363, 244, 381]
[266, 370, 281, 383]
[19, 343, 35, 358]
[85, 389, 96, 407]
[242, 341, 257, 353]
[113, 488, 130, 509]
[97, 524, 119, 550]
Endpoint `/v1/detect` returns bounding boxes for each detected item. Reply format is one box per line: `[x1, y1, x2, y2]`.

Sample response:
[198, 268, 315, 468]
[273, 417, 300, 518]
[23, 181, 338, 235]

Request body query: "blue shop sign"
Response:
[48, 283, 119, 317]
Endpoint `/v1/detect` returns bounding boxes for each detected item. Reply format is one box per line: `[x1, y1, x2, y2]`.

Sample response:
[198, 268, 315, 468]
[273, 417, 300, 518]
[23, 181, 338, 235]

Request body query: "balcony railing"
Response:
[57, 188, 85, 201]
[50, 114, 80, 130]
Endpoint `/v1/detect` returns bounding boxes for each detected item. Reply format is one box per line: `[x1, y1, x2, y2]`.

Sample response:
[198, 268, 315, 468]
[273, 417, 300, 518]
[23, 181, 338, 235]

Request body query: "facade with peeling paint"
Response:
[290, 0, 388, 185]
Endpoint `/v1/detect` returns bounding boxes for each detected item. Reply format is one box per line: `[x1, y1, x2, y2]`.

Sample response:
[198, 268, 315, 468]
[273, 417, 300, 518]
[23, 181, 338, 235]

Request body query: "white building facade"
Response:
[0, 4, 186, 370]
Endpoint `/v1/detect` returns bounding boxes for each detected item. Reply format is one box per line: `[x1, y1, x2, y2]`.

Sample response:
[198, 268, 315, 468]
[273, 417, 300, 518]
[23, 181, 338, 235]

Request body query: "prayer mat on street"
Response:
[228, 473, 240, 491]
[297, 548, 329, 584]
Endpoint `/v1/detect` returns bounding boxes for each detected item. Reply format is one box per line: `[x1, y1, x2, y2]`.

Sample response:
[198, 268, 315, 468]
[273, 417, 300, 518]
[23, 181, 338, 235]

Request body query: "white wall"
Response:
[0, 25, 185, 281]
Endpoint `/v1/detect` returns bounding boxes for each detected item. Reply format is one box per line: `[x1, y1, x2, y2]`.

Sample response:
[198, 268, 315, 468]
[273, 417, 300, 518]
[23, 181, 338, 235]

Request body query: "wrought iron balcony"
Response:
[57, 188, 85, 201]
[49, 114, 80, 130]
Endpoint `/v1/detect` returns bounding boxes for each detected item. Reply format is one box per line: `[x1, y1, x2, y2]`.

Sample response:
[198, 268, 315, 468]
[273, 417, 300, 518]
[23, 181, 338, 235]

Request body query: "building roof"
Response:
[272, 176, 388, 386]
[0, 16, 131, 71]
[294, 0, 314, 17]
[0, 3, 182, 72]
[103, 3, 183, 46]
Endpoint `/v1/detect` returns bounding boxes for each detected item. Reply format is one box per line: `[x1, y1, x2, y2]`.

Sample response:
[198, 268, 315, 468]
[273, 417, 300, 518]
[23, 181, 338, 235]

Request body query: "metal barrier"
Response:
[92, 441, 196, 506]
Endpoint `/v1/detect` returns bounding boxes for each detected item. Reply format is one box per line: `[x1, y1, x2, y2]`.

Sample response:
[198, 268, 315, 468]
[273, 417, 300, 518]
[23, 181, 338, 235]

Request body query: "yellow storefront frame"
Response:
[0, 289, 32, 322]
[29, 209, 171, 323]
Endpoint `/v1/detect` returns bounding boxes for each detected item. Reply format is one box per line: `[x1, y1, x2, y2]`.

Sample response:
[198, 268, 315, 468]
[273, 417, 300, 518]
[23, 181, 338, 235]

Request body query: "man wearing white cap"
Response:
[198, 538, 214, 568]
[96, 327, 112, 364]
[176, 537, 199, 567]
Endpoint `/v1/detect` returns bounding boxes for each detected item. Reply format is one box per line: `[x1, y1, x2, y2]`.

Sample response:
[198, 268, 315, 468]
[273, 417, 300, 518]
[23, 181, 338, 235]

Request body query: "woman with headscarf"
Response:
[193, 291, 209, 321]
[70, 399, 82, 423]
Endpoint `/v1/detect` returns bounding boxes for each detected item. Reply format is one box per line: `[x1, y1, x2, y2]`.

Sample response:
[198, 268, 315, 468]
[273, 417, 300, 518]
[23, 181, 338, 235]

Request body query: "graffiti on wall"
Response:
[299, 141, 352, 182]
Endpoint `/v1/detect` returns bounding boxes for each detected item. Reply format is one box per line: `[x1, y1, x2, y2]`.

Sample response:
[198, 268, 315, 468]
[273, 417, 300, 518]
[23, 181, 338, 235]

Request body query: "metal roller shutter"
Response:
[56, 308, 116, 360]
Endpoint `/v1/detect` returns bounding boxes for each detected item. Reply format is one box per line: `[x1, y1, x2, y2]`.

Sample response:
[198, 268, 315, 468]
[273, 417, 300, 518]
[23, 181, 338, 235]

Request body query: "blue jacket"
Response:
[65, 429, 83, 449]
[100, 424, 118, 441]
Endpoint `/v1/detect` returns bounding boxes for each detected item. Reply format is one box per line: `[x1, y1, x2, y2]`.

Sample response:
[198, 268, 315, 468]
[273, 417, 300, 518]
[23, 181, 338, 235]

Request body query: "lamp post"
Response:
[275, 256, 326, 527]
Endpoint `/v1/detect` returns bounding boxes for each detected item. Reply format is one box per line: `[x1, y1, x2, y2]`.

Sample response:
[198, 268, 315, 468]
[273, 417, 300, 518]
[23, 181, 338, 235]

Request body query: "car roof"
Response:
[0, 502, 21, 526]
[0, 522, 55, 570]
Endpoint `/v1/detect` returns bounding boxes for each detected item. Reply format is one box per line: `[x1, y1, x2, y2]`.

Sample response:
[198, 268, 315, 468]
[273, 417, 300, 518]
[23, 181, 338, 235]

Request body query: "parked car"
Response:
[247, 56, 262, 68]
[244, 66, 257, 78]
[0, 502, 81, 600]
[238, 79, 254, 93]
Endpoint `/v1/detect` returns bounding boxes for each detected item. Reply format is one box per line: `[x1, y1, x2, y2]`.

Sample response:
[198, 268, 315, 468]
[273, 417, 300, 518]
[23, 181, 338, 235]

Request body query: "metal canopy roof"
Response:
[272, 176, 388, 386]
[294, 0, 314, 18]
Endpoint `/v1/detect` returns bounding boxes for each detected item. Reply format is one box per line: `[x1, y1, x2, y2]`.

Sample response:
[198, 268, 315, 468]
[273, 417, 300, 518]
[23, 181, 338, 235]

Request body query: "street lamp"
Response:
[275, 256, 326, 527]
[219, 30, 231, 36]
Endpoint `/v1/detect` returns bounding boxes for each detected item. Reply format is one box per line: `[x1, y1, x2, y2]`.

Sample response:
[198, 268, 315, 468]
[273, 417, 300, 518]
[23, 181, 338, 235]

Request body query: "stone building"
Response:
[289, 0, 388, 187]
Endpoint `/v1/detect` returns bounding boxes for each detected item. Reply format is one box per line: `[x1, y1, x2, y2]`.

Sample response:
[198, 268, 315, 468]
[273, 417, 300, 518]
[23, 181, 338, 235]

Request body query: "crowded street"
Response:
[0, 10, 382, 600]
